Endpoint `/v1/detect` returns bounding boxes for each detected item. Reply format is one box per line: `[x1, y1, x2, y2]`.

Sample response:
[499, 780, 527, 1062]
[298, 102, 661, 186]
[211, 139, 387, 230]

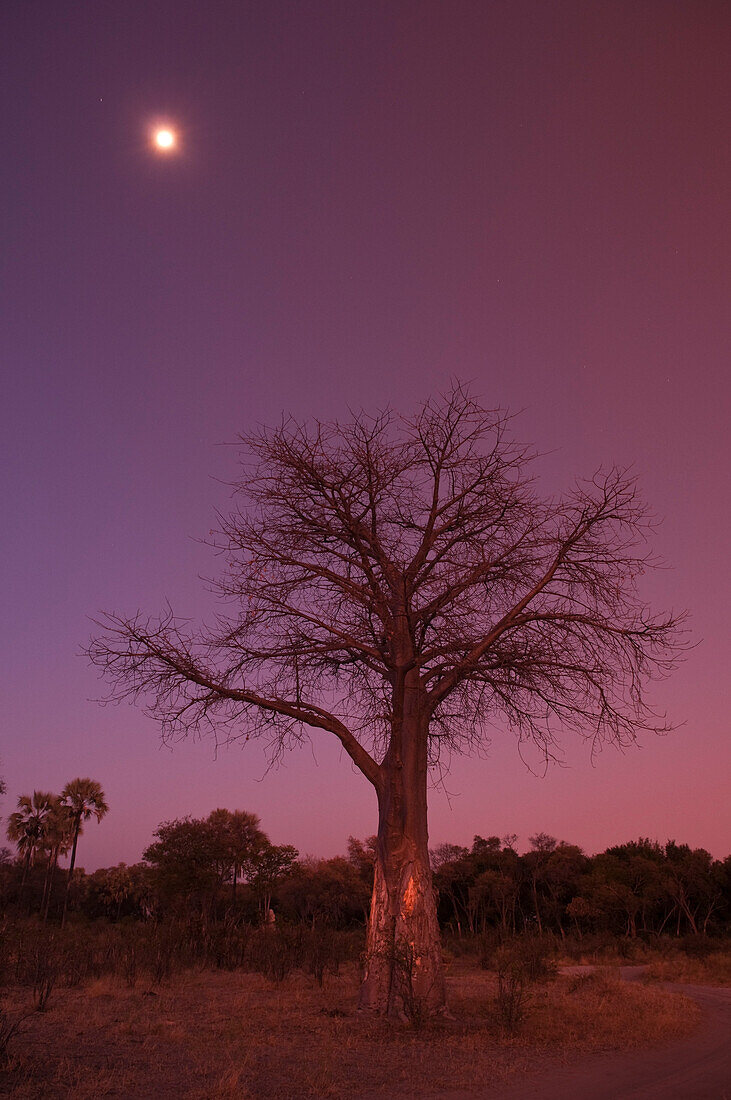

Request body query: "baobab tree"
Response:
[89, 385, 685, 1015]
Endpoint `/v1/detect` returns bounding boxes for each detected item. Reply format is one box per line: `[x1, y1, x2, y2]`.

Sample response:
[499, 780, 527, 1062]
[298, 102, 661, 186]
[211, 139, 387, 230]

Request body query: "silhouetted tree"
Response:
[432, 843, 473, 934]
[523, 833, 589, 936]
[346, 835, 376, 888]
[81, 862, 152, 920]
[7, 791, 55, 903]
[60, 778, 109, 925]
[471, 841, 523, 936]
[40, 796, 72, 922]
[279, 854, 371, 928]
[144, 809, 275, 917]
[206, 808, 268, 903]
[664, 842, 721, 935]
[144, 816, 224, 913]
[249, 841, 298, 919]
[89, 385, 686, 1015]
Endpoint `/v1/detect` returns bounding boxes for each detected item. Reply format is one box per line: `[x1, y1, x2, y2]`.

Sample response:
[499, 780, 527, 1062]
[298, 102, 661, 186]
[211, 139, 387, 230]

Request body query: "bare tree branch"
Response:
[88, 383, 687, 780]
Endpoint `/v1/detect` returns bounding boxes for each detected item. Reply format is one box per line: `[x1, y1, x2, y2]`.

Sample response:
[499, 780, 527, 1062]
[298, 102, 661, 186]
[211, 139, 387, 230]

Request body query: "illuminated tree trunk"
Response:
[359, 674, 446, 1017]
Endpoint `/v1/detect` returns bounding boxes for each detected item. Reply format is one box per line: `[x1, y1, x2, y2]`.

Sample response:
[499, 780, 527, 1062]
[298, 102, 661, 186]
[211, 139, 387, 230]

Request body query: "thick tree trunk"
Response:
[358, 677, 446, 1017]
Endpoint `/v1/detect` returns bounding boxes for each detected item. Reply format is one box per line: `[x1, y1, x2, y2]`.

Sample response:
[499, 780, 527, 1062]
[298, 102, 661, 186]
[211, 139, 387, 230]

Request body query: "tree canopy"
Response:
[90, 385, 685, 770]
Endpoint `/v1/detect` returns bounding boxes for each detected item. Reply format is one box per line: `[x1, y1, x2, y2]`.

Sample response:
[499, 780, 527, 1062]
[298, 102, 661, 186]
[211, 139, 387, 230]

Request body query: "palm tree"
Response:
[40, 797, 73, 922]
[60, 778, 109, 926]
[6, 791, 55, 904]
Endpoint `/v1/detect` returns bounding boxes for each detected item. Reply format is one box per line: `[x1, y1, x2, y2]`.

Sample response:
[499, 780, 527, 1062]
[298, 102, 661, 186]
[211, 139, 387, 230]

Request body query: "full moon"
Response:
[153, 127, 176, 151]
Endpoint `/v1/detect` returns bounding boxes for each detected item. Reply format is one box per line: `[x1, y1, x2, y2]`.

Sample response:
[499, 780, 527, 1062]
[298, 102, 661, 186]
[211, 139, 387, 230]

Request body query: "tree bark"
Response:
[358, 675, 446, 1017]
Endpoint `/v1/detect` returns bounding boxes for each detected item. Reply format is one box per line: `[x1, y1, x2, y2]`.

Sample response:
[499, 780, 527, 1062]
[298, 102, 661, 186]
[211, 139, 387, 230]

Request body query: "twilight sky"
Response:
[2, 1, 729, 870]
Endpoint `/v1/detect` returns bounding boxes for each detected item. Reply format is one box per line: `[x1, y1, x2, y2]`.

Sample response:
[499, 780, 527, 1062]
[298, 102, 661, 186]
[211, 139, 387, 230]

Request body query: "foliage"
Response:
[248, 842, 299, 918]
[81, 863, 153, 921]
[142, 810, 294, 920]
[277, 853, 372, 928]
[3, 808, 729, 941]
[433, 834, 730, 942]
[60, 778, 109, 925]
[4, 780, 108, 923]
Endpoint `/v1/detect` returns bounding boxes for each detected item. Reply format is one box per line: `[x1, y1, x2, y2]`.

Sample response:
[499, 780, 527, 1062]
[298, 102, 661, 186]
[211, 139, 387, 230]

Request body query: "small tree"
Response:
[249, 842, 298, 920]
[144, 816, 223, 914]
[206, 808, 267, 904]
[89, 385, 686, 1015]
[144, 810, 270, 915]
[279, 854, 370, 928]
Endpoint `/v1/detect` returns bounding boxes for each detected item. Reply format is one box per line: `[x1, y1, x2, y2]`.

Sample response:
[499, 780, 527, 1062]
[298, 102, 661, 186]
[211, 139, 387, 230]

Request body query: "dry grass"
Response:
[643, 950, 731, 986]
[0, 962, 700, 1099]
[524, 968, 698, 1050]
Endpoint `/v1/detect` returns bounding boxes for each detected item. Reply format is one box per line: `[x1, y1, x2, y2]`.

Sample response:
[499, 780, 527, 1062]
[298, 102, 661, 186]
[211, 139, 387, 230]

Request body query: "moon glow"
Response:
[153, 127, 177, 151]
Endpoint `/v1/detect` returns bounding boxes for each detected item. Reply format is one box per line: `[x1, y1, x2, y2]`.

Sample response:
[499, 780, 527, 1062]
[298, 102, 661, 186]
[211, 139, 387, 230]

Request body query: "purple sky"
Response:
[3, 1, 729, 870]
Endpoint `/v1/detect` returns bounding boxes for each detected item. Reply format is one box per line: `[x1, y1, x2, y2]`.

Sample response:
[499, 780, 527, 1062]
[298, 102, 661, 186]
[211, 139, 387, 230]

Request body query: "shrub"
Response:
[0, 1006, 30, 1068]
[477, 929, 502, 970]
[32, 940, 58, 1011]
[517, 935, 557, 983]
[494, 946, 527, 1033]
[679, 934, 716, 959]
[246, 926, 303, 982]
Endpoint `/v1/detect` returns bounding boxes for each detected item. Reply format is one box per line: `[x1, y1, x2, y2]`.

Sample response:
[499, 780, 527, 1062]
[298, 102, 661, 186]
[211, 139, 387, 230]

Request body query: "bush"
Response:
[477, 929, 502, 970]
[0, 1007, 30, 1068]
[303, 925, 347, 986]
[204, 918, 252, 971]
[246, 926, 303, 982]
[559, 931, 617, 962]
[679, 934, 716, 959]
[440, 932, 483, 960]
[521, 936, 558, 982]
[493, 945, 527, 1033]
[31, 937, 59, 1011]
[490, 937, 557, 1033]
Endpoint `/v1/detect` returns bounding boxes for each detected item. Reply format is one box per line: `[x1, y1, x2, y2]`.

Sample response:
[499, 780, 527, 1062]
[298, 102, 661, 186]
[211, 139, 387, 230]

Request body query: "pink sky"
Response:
[2, 1, 729, 869]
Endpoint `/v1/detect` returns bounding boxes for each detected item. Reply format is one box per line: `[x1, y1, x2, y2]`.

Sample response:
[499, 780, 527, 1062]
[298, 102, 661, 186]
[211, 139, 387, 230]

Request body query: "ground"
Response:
[0, 961, 706, 1099]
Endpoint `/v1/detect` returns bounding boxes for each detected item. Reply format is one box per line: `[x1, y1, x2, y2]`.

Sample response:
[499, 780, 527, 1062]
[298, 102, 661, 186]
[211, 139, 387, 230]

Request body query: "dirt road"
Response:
[453, 967, 731, 1100]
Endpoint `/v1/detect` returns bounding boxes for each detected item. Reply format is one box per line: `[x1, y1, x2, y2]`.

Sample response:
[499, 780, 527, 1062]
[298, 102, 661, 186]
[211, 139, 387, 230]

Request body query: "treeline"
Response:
[2, 800, 729, 939]
[431, 833, 730, 940]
